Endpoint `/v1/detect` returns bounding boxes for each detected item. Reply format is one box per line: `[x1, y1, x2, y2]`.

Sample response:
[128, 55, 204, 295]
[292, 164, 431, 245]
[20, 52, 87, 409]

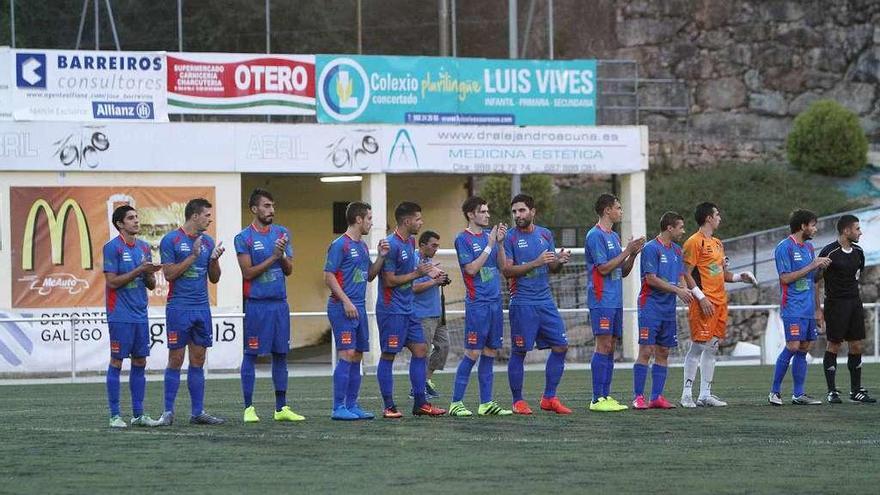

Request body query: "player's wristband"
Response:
[483, 245, 493, 255]
[691, 286, 706, 300]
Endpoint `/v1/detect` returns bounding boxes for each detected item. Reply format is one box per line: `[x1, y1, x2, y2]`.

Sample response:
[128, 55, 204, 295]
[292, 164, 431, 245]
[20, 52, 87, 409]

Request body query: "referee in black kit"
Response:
[818, 214, 876, 404]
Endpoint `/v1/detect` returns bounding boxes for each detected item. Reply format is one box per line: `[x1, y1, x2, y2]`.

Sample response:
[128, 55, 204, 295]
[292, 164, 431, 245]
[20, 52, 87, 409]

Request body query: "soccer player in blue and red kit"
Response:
[103, 205, 163, 428]
[157, 198, 226, 426]
[324, 202, 390, 420]
[768, 209, 831, 406]
[503, 194, 573, 415]
[235, 188, 305, 423]
[376, 202, 447, 418]
[632, 212, 693, 410]
[447, 196, 512, 417]
[586, 193, 645, 412]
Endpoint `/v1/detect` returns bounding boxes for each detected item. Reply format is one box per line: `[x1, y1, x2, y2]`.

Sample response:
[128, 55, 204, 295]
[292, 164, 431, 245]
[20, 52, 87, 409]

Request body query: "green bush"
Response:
[645, 162, 865, 238]
[479, 174, 555, 224]
[786, 99, 868, 177]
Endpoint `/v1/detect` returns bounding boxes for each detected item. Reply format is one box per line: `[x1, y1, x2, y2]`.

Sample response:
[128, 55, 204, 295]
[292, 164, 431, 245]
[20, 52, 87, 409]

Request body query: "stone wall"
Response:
[514, 0, 880, 166]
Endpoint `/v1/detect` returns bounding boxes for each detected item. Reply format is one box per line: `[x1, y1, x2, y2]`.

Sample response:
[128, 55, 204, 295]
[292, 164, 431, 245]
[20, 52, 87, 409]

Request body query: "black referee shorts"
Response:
[824, 298, 866, 343]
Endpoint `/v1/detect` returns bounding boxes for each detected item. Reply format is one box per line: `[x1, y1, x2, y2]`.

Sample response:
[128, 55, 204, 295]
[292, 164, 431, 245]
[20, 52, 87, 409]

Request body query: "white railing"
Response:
[2, 302, 878, 382]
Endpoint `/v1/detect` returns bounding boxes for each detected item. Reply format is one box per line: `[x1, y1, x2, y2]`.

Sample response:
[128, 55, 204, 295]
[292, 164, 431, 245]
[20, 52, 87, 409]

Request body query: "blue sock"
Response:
[272, 353, 288, 411]
[651, 364, 668, 401]
[346, 361, 362, 408]
[240, 353, 256, 407]
[604, 352, 614, 397]
[409, 356, 428, 407]
[106, 365, 121, 417]
[452, 356, 476, 402]
[164, 368, 180, 412]
[544, 350, 566, 398]
[333, 359, 351, 409]
[130, 364, 146, 417]
[633, 363, 648, 398]
[187, 366, 205, 416]
[508, 352, 526, 402]
[792, 351, 808, 397]
[377, 358, 395, 408]
[478, 355, 495, 404]
[590, 352, 606, 402]
[772, 347, 795, 393]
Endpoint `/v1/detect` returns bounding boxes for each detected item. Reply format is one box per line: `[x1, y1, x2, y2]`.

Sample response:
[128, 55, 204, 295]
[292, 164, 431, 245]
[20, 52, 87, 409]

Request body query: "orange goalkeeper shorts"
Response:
[688, 299, 728, 342]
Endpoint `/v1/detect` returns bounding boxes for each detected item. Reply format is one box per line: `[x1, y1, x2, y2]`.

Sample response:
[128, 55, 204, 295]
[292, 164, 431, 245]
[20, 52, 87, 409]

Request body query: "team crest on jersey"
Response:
[467, 331, 478, 345]
[513, 335, 525, 348]
[168, 331, 179, 345]
[248, 336, 260, 349]
[599, 317, 611, 330]
[110, 340, 121, 353]
[789, 323, 800, 336]
[340, 331, 352, 345]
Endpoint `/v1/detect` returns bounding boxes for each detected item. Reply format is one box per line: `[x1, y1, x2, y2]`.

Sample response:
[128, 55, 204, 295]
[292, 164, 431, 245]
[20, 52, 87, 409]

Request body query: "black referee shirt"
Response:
[818, 240, 864, 300]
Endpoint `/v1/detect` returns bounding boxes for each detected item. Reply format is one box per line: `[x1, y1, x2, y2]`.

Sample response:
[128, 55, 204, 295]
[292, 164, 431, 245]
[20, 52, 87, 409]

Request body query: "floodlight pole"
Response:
[509, 0, 521, 196]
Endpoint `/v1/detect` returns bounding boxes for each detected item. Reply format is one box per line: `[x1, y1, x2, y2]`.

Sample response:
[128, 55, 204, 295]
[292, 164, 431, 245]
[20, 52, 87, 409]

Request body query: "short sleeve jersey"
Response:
[234, 224, 292, 301]
[775, 235, 817, 318]
[413, 253, 442, 318]
[503, 225, 556, 305]
[584, 224, 623, 309]
[819, 241, 864, 300]
[682, 232, 728, 305]
[323, 234, 371, 306]
[103, 236, 152, 323]
[377, 231, 417, 314]
[454, 229, 501, 303]
[159, 228, 214, 308]
[638, 237, 684, 321]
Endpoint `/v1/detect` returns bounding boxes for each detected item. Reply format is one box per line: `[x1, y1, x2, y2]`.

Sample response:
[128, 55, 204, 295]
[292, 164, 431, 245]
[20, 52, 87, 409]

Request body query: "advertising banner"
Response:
[10, 49, 168, 122]
[316, 55, 596, 125]
[10, 186, 216, 308]
[0, 307, 243, 372]
[167, 53, 315, 115]
[0, 121, 645, 175]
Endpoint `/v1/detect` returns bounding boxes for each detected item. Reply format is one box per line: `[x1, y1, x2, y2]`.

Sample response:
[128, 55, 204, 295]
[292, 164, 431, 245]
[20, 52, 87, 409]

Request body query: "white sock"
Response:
[683, 342, 705, 398]
[699, 343, 718, 399]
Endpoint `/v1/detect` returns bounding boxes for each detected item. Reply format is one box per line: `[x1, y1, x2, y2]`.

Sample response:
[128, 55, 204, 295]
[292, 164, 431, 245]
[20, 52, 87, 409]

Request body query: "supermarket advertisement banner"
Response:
[316, 55, 596, 125]
[10, 186, 216, 308]
[167, 53, 315, 115]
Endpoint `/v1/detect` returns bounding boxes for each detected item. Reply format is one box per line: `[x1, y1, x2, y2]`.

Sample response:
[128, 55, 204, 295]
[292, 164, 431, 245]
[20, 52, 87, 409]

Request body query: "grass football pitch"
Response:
[2, 364, 880, 494]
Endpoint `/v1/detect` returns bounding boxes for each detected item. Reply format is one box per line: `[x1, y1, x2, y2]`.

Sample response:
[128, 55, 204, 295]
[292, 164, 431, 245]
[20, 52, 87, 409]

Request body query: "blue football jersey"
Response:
[585, 224, 624, 309]
[159, 228, 214, 308]
[103, 236, 152, 323]
[455, 229, 501, 303]
[324, 233, 371, 306]
[503, 225, 556, 305]
[638, 238, 684, 321]
[377, 231, 418, 314]
[775, 236, 817, 318]
[234, 224, 292, 301]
